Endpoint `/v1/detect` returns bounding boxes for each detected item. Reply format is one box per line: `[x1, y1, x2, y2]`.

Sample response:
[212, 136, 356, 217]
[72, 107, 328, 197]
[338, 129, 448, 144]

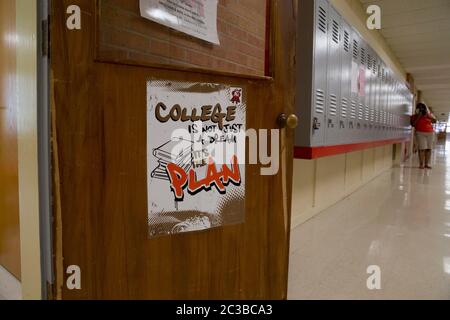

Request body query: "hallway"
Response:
[289, 141, 450, 299]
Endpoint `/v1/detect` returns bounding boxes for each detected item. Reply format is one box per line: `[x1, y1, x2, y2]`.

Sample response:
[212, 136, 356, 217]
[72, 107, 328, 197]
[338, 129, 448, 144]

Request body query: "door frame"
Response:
[37, 0, 53, 300]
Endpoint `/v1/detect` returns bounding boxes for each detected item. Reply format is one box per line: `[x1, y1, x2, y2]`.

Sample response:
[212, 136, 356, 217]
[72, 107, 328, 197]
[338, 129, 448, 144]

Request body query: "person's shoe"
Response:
[419, 164, 425, 169]
[425, 165, 432, 169]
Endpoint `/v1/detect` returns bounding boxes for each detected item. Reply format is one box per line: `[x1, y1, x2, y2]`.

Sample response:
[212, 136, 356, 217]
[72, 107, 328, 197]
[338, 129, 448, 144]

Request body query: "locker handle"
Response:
[313, 117, 321, 131]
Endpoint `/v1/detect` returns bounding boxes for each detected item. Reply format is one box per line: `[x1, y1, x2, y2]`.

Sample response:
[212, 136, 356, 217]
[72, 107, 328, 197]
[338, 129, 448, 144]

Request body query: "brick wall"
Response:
[99, 0, 267, 76]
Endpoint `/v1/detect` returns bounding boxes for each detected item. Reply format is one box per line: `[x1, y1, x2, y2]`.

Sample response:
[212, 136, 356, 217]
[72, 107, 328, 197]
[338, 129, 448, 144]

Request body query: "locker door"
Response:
[375, 58, 382, 137]
[370, 55, 378, 134]
[349, 30, 360, 142]
[394, 81, 399, 137]
[382, 69, 389, 139]
[371, 53, 379, 140]
[311, 0, 329, 146]
[381, 64, 387, 138]
[388, 73, 394, 136]
[363, 45, 372, 141]
[340, 21, 352, 144]
[369, 52, 378, 139]
[325, 6, 342, 145]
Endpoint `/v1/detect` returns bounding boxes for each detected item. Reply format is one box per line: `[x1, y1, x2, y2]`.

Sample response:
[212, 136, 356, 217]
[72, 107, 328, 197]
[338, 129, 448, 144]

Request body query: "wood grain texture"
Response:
[51, 0, 295, 299]
[0, 0, 21, 280]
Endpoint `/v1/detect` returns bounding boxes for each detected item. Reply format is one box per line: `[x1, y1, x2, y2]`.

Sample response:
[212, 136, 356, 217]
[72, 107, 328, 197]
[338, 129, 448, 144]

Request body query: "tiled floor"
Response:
[289, 141, 450, 300]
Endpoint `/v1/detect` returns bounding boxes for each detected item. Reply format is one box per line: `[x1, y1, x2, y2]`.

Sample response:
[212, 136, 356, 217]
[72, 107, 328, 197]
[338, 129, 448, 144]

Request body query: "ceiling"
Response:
[361, 0, 450, 121]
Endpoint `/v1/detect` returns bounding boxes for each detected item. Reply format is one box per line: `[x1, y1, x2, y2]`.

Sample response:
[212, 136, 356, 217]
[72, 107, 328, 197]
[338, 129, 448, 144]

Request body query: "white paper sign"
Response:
[147, 80, 246, 238]
[140, 0, 220, 45]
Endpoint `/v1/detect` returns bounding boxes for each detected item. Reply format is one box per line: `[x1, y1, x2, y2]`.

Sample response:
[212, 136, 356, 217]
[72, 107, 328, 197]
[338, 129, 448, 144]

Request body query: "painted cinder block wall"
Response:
[290, 0, 411, 228]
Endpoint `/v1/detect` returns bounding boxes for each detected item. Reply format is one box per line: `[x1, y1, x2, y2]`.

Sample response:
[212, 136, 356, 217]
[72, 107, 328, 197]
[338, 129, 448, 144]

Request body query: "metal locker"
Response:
[368, 51, 378, 139]
[340, 20, 352, 144]
[375, 57, 382, 138]
[373, 59, 382, 139]
[382, 68, 389, 139]
[374, 55, 381, 138]
[325, 6, 342, 145]
[295, 0, 328, 147]
[388, 74, 395, 136]
[358, 39, 368, 141]
[349, 29, 360, 142]
[362, 45, 373, 141]
[392, 78, 396, 134]
[379, 64, 384, 138]
[381, 65, 387, 138]
[372, 49, 379, 140]
[309, 0, 329, 146]
[294, 0, 413, 149]
[360, 38, 368, 142]
[391, 76, 396, 135]
[370, 54, 378, 135]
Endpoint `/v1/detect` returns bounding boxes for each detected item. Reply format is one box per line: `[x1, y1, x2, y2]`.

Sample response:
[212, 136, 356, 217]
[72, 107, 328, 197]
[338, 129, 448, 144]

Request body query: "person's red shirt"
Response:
[411, 114, 434, 133]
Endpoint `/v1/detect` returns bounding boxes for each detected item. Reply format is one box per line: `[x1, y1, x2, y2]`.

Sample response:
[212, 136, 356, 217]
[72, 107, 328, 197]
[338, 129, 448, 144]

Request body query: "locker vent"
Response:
[358, 103, 364, 120]
[315, 89, 325, 114]
[352, 40, 358, 60]
[367, 55, 371, 70]
[370, 109, 375, 122]
[332, 21, 339, 44]
[341, 98, 348, 118]
[350, 101, 357, 119]
[344, 31, 350, 52]
[361, 48, 366, 65]
[318, 7, 327, 33]
[365, 106, 370, 121]
[329, 94, 338, 116]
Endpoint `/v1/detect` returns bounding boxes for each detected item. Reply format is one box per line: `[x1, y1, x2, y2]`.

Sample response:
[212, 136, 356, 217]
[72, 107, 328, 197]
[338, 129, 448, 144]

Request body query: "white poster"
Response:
[139, 0, 220, 45]
[147, 80, 246, 238]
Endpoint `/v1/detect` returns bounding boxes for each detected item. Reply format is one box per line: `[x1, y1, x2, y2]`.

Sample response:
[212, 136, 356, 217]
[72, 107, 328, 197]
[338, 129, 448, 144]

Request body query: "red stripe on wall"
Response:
[294, 138, 410, 160]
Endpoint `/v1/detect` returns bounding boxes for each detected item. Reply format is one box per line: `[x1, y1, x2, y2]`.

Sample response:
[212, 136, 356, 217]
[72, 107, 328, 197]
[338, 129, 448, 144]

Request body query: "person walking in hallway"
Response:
[411, 102, 436, 169]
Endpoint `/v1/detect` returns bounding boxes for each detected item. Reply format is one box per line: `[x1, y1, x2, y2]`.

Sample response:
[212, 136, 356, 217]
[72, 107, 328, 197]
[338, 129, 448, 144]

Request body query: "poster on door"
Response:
[139, 0, 220, 45]
[147, 80, 246, 238]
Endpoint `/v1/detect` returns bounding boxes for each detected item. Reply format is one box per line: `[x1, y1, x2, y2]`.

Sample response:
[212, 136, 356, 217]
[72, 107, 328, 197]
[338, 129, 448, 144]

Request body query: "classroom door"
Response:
[51, 0, 296, 299]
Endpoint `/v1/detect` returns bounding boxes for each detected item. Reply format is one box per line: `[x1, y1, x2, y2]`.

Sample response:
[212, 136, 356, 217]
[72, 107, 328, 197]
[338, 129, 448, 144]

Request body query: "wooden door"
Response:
[0, 0, 21, 280]
[51, 0, 296, 299]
